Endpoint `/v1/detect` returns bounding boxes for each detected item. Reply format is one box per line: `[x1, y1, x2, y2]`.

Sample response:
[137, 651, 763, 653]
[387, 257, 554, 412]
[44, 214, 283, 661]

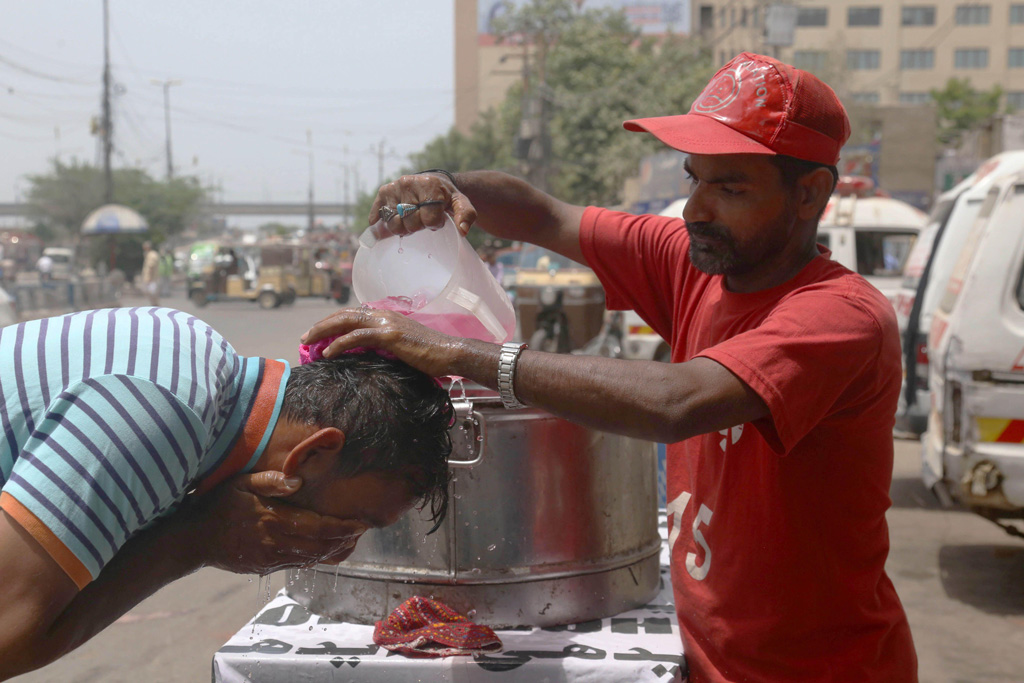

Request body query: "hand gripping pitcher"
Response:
[352, 215, 516, 343]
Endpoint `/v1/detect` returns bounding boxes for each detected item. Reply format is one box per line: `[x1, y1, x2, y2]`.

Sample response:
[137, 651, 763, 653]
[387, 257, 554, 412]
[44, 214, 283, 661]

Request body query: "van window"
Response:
[939, 186, 1002, 314]
[919, 197, 986, 319]
[816, 232, 830, 249]
[854, 231, 917, 276]
[1015, 263, 1024, 311]
[927, 196, 956, 226]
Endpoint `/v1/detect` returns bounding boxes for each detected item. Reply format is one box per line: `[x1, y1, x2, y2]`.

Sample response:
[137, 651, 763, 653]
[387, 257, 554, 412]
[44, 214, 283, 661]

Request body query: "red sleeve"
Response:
[698, 280, 900, 454]
[579, 206, 691, 341]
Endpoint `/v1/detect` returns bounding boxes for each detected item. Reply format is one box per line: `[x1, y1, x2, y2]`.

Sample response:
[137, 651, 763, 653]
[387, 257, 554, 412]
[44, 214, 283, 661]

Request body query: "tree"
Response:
[24, 160, 210, 276]
[403, 0, 712, 210]
[930, 77, 1004, 146]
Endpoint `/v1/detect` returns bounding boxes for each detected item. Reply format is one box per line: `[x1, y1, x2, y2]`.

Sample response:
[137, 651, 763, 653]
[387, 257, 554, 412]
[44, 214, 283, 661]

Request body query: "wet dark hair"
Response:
[281, 352, 454, 531]
[769, 154, 839, 193]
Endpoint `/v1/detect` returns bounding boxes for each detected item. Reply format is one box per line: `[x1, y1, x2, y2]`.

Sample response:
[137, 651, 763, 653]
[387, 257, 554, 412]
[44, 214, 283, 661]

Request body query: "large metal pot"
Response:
[286, 382, 660, 628]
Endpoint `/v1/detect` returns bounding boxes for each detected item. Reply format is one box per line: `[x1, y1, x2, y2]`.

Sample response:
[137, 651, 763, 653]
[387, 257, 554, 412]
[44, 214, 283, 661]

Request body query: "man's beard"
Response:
[685, 221, 750, 275]
[685, 210, 795, 277]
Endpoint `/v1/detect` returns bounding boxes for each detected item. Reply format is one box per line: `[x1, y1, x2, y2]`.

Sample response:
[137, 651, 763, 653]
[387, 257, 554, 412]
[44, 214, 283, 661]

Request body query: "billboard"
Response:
[478, 0, 689, 41]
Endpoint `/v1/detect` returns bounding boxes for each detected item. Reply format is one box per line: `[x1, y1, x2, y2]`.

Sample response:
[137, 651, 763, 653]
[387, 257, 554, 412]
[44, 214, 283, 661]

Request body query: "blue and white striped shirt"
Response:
[0, 307, 290, 587]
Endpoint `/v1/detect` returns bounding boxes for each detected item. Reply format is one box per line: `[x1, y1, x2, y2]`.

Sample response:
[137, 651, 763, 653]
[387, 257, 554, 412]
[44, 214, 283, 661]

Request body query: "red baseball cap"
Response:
[624, 52, 850, 166]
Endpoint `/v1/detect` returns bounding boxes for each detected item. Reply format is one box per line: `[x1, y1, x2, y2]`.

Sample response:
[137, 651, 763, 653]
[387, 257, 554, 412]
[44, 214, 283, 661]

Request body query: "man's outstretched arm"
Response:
[0, 472, 364, 680]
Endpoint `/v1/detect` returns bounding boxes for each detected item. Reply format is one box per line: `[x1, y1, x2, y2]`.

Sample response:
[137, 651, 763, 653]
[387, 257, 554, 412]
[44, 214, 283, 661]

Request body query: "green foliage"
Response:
[544, 11, 711, 205]
[24, 159, 210, 275]
[344, 1, 710, 236]
[929, 77, 1004, 146]
[403, 0, 711, 208]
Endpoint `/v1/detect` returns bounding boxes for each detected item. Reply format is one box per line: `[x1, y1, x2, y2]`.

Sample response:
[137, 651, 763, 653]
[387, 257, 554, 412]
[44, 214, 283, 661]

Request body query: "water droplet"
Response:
[467, 609, 477, 618]
[476, 435, 483, 441]
[487, 544, 496, 551]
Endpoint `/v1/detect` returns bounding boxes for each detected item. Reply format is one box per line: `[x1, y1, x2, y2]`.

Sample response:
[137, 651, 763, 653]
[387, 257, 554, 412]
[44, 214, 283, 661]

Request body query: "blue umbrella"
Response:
[81, 204, 149, 235]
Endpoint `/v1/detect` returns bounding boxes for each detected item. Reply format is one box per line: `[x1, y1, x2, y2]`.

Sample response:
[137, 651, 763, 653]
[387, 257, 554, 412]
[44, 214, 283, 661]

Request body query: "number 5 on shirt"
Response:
[667, 491, 713, 582]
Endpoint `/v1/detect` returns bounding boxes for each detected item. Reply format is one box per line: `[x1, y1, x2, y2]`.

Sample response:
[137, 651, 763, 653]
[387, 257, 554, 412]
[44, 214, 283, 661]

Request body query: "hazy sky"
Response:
[1, 1, 455, 212]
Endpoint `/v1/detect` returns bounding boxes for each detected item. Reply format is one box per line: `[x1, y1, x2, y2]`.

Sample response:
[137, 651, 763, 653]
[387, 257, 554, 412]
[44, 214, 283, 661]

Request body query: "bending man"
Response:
[0, 306, 453, 680]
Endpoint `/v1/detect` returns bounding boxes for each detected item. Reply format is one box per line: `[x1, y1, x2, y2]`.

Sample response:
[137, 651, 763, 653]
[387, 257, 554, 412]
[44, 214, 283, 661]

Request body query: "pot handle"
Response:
[448, 399, 485, 468]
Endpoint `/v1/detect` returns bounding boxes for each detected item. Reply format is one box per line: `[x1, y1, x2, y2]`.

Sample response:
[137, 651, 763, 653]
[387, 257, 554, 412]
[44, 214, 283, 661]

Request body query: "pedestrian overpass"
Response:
[0, 201, 353, 219]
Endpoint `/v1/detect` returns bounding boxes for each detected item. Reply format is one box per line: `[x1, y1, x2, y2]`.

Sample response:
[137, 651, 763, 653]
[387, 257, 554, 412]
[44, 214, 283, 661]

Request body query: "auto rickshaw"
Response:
[513, 244, 606, 353]
[187, 242, 296, 309]
[259, 243, 334, 299]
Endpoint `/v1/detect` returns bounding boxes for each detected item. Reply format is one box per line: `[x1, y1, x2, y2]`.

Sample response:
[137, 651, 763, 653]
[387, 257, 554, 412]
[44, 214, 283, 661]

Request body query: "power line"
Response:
[0, 54, 95, 86]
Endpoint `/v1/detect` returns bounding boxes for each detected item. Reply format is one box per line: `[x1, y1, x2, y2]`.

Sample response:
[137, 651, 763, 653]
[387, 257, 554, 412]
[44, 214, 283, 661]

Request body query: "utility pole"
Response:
[101, 0, 113, 203]
[375, 138, 387, 186]
[151, 78, 181, 180]
[306, 128, 315, 233]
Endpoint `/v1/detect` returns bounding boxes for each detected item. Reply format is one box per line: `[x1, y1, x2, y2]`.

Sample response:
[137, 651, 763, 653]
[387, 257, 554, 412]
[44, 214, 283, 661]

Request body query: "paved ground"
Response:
[11, 292, 1024, 681]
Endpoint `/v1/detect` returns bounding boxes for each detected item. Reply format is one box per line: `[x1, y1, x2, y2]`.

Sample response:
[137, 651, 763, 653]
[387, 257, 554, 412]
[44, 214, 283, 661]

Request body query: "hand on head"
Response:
[369, 173, 477, 237]
[301, 308, 456, 379]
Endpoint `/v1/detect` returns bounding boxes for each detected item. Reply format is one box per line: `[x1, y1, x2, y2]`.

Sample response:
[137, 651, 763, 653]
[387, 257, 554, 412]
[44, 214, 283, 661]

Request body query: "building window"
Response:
[900, 92, 932, 104]
[955, 48, 989, 68]
[1011, 49, 1024, 67]
[851, 92, 880, 104]
[797, 7, 828, 27]
[902, 6, 936, 26]
[752, 6, 760, 27]
[847, 50, 881, 70]
[848, 6, 881, 26]
[1012, 5, 1024, 23]
[901, 49, 934, 69]
[741, 8, 748, 26]
[793, 50, 829, 73]
[1009, 92, 1024, 110]
[955, 5, 990, 25]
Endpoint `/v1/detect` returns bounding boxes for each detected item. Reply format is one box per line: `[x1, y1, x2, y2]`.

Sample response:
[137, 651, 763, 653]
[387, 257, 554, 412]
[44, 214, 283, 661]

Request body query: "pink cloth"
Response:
[298, 336, 398, 365]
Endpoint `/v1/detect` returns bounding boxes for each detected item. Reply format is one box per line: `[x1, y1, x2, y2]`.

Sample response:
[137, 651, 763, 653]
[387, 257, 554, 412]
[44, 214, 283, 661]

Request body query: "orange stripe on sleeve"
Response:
[0, 491, 92, 590]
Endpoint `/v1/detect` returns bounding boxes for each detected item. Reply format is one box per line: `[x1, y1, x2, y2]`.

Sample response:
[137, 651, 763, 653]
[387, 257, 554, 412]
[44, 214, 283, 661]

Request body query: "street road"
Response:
[11, 292, 1024, 682]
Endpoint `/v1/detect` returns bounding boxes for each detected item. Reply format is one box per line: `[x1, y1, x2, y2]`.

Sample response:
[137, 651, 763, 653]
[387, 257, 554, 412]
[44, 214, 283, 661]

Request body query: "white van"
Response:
[924, 170, 1024, 527]
[816, 192, 927, 305]
[893, 151, 1024, 436]
[41, 247, 75, 280]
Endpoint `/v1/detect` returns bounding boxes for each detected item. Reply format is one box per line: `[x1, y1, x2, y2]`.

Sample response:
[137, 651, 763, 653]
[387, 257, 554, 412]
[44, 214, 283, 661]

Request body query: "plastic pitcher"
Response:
[352, 215, 516, 344]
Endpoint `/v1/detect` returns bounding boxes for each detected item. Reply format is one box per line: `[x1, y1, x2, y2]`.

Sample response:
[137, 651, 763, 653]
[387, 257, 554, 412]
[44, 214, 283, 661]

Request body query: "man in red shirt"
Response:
[303, 52, 918, 682]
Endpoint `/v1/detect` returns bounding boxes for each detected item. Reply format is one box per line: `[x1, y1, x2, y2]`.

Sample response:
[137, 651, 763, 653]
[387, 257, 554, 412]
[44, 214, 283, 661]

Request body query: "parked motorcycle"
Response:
[513, 245, 605, 354]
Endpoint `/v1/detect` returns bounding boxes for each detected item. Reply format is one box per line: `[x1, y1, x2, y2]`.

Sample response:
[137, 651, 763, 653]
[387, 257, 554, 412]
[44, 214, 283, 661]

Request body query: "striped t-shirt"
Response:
[0, 306, 290, 588]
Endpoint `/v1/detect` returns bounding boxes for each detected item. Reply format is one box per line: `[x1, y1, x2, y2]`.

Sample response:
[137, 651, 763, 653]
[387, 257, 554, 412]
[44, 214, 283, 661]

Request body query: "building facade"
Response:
[454, 0, 689, 134]
[692, 1, 1024, 109]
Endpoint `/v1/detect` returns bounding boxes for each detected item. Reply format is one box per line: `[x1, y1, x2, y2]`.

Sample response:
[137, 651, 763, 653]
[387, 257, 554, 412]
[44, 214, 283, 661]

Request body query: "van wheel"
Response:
[282, 288, 297, 305]
[189, 289, 208, 307]
[258, 291, 280, 310]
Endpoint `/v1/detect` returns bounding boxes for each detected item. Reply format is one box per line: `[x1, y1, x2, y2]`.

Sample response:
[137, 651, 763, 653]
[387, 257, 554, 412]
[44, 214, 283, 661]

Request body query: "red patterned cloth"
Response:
[373, 596, 503, 657]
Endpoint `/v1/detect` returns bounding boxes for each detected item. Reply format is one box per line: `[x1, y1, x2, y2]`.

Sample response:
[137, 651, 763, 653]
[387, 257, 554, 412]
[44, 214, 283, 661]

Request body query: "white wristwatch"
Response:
[497, 342, 528, 409]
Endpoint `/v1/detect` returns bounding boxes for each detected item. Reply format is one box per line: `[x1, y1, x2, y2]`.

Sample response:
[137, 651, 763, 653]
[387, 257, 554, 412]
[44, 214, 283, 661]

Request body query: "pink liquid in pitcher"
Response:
[364, 295, 502, 342]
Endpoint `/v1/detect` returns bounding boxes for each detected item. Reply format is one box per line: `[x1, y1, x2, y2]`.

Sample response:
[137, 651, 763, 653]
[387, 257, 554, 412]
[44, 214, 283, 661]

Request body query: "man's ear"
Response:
[796, 167, 835, 221]
[281, 427, 346, 477]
